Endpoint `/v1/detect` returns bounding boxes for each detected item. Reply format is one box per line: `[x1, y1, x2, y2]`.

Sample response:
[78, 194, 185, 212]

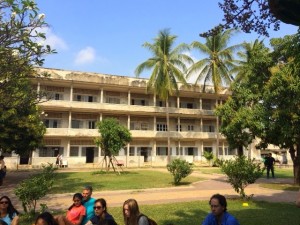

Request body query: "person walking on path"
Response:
[202, 194, 240, 225]
[264, 153, 276, 178]
[81, 186, 96, 225]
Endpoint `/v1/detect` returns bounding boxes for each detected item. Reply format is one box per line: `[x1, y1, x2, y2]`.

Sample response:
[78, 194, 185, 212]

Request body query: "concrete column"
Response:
[154, 116, 156, 131]
[152, 140, 157, 156]
[68, 111, 72, 128]
[177, 117, 181, 132]
[126, 143, 130, 167]
[100, 88, 103, 103]
[200, 118, 203, 132]
[66, 139, 70, 157]
[99, 113, 102, 121]
[177, 96, 180, 108]
[153, 95, 156, 106]
[199, 98, 202, 110]
[128, 90, 131, 105]
[127, 115, 130, 130]
[70, 84, 73, 101]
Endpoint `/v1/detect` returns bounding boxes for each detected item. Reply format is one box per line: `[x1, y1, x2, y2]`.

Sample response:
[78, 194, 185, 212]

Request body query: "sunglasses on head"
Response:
[0, 201, 9, 205]
[93, 206, 102, 210]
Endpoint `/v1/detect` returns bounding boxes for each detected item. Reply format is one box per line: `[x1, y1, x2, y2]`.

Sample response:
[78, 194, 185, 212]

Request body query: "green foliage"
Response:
[95, 118, 132, 156]
[188, 29, 241, 93]
[167, 159, 193, 185]
[220, 156, 264, 198]
[0, 0, 54, 155]
[15, 164, 56, 214]
[203, 150, 214, 166]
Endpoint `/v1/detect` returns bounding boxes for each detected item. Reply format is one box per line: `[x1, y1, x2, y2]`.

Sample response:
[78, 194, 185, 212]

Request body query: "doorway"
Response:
[86, 147, 94, 163]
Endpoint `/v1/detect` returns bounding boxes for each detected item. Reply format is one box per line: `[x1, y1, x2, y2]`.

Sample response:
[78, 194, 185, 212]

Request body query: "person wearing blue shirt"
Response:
[202, 194, 240, 225]
[81, 185, 96, 225]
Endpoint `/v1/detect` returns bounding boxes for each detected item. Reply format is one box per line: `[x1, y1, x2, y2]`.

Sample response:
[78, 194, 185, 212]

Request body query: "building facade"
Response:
[6, 68, 264, 168]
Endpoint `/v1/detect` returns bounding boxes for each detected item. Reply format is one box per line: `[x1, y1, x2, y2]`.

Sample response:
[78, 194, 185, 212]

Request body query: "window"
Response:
[70, 147, 79, 156]
[187, 103, 193, 109]
[76, 95, 82, 101]
[188, 125, 194, 131]
[39, 147, 63, 157]
[176, 125, 182, 131]
[88, 96, 93, 102]
[129, 147, 135, 156]
[141, 123, 148, 130]
[71, 120, 82, 128]
[187, 147, 194, 155]
[107, 97, 120, 104]
[44, 119, 60, 128]
[88, 121, 96, 129]
[204, 147, 213, 153]
[157, 123, 167, 131]
[141, 100, 145, 106]
[203, 125, 215, 132]
[54, 93, 61, 100]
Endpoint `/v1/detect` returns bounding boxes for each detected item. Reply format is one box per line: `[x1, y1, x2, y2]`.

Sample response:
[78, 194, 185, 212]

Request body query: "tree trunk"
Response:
[166, 100, 171, 164]
[290, 145, 300, 185]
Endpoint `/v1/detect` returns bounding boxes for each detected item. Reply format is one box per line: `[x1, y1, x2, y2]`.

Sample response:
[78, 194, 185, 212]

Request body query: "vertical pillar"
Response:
[177, 96, 180, 108]
[100, 88, 103, 103]
[154, 116, 156, 131]
[153, 95, 156, 106]
[128, 90, 131, 105]
[68, 111, 72, 128]
[127, 115, 130, 130]
[199, 98, 202, 110]
[70, 84, 73, 102]
[126, 143, 130, 167]
[177, 117, 180, 132]
[66, 139, 70, 157]
[200, 118, 203, 132]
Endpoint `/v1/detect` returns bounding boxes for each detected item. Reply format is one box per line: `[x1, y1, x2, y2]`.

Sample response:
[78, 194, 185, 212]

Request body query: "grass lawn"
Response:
[109, 200, 300, 225]
[22, 200, 300, 225]
[50, 170, 203, 194]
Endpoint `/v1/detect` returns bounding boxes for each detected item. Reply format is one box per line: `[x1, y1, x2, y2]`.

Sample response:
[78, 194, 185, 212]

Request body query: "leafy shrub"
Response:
[203, 151, 214, 166]
[167, 159, 192, 185]
[15, 163, 56, 214]
[220, 156, 264, 198]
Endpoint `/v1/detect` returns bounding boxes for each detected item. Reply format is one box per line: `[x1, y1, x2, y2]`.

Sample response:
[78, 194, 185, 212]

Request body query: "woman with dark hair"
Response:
[55, 193, 86, 225]
[123, 199, 149, 225]
[35, 212, 58, 225]
[0, 196, 19, 225]
[202, 194, 240, 225]
[85, 198, 117, 225]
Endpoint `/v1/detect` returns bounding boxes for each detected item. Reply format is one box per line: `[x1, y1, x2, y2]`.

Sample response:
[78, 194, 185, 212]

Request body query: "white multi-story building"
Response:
[6, 68, 266, 168]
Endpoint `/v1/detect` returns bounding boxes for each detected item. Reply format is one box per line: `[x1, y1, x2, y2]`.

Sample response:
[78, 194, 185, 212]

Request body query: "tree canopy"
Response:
[201, 0, 300, 37]
[0, 0, 54, 155]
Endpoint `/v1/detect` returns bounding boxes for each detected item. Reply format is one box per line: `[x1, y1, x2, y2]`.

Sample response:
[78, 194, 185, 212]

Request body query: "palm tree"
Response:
[231, 39, 267, 83]
[135, 29, 193, 163]
[187, 29, 241, 93]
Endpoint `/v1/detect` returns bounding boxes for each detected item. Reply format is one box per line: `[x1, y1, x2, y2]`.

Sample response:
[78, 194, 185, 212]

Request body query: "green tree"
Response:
[167, 159, 192, 185]
[221, 156, 264, 198]
[95, 118, 132, 172]
[15, 164, 56, 214]
[0, 0, 54, 155]
[203, 150, 214, 166]
[135, 29, 193, 163]
[201, 0, 299, 37]
[187, 29, 240, 94]
[216, 40, 273, 156]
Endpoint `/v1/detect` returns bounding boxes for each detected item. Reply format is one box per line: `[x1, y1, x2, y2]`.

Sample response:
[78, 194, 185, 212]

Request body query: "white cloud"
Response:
[74, 47, 96, 65]
[38, 27, 68, 50]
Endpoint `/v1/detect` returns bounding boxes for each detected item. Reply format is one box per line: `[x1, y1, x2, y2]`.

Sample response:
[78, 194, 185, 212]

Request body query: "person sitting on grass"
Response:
[85, 198, 117, 225]
[55, 193, 86, 225]
[0, 196, 19, 225]
[123, 199, 149, 225]
[35, 212, 58, 225]
[202, 194, 240, 225]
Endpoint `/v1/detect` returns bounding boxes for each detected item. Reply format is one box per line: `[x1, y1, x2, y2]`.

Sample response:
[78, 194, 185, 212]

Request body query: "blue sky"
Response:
[36, 0, 298, 79]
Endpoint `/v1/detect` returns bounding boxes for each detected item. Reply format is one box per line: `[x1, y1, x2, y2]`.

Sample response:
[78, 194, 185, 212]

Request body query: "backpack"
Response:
[138, 214, 158, 225]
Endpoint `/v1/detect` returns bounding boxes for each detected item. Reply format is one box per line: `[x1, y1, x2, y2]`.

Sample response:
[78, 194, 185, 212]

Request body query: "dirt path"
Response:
[0, 169, 297, 212]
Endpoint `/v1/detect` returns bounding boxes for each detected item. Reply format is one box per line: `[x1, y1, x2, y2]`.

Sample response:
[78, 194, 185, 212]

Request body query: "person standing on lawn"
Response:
[264, 153, 276, 178]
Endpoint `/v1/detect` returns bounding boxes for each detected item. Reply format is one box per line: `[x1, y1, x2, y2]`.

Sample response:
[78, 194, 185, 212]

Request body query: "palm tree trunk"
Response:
[167, 100, 171, 164]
